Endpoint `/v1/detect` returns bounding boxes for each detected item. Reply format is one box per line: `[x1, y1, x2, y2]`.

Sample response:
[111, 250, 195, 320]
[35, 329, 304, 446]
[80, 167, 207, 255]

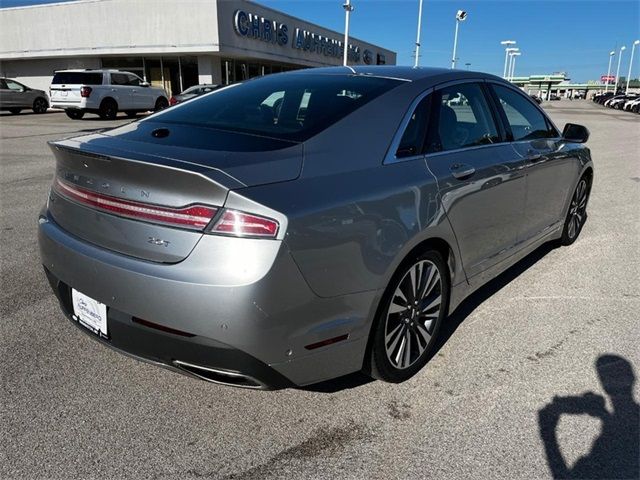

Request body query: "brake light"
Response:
[212, 210, 279, 238]
[80, 86, 92, 98]
[53, 178, 217, 230]
[169, 96, 178, 106]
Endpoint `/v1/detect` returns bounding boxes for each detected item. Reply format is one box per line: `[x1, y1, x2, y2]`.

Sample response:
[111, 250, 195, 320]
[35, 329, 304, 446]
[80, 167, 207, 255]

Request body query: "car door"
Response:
[109, 73, 133, 109]
[3, 79, 26, 107]
[423, 81, 527, 280]
[488, 82, 579, 243]
[126, 73, 154, 110]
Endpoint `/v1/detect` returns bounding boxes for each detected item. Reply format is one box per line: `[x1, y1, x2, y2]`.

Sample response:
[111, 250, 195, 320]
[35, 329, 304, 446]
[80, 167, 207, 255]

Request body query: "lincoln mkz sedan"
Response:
[38, 66, 592, 389]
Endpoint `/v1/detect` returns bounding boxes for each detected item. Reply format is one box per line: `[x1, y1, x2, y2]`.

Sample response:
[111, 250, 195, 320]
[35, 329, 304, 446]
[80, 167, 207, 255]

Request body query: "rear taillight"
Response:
[80, 86, 92, 98]
[53, 178, 217, 230]
[211, 210, 279, 238]
[169, 96, 178, 106]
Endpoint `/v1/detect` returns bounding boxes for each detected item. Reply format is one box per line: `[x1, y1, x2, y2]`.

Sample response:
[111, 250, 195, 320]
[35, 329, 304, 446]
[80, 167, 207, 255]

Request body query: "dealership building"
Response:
[0, 0, 396, 96]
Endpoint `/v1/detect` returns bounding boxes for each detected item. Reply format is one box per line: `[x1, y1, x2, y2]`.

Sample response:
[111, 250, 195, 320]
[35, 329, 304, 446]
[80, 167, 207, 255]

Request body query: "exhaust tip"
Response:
[172, 360, 266, 390]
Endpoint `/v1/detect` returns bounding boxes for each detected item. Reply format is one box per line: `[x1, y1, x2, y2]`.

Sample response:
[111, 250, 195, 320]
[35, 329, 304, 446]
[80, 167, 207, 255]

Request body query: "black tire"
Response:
[368, 250, 450, 383]
[9, 108, 21, 115]
[560, 174, 591, 246]
[125, 111, 137, 118]
[65, 110, 85, 120]
[154, 97, 169, 112]
[99, 98, 118, 120]
[32, 97, 48, 114]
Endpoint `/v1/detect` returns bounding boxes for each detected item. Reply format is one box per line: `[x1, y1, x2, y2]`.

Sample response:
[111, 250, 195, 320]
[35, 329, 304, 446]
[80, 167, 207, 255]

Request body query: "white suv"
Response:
[50, 69, 169, 120]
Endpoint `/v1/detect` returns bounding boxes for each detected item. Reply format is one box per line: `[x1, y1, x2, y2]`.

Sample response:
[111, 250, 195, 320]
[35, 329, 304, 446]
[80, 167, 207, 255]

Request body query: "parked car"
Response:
[0, 77, 49, 114]
[529, 94, 542, 104]
[49, 69, 169, 120]
[593, 92, 615, 104]
[627, 98, 640, 113]
[604, 95, 627, 108]
[549, 94, 561, 101]
[38, 66, 593, 389]
[169, 84, 221, 106]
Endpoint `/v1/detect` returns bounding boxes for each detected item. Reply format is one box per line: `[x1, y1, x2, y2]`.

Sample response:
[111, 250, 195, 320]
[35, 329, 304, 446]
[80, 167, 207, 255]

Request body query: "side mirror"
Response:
[140, 82, 150, 88]
[562, 123, 589, 143]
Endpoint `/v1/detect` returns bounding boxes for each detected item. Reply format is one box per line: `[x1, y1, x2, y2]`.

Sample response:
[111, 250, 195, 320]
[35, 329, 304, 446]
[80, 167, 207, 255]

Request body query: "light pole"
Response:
[506, 48, 519, 81]
[626, 40, 640, 93]
[414, 0, 424, 67]
[342, 0, 354, 67]
[509, 51, 521, 82]
[501, 40, 516, 78]
[605, 50, 615, 92]
[614, 45, 626, 93]
[450, 10, 467, 69]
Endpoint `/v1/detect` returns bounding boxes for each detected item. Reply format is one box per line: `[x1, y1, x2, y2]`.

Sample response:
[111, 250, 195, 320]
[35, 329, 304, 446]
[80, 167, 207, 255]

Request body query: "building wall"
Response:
[0, 0, 220, 59]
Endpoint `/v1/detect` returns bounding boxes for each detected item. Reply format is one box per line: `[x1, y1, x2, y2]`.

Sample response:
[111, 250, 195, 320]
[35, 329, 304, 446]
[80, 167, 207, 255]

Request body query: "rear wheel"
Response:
[9, 108, 21, 115]
[154, 97, 169, 112]
[65, 110, 85, 120]
[368, 250, 449, 383]
[560, 175, 591, 246]
[32, 97, 48, 114]
[99, 98, 118, 120]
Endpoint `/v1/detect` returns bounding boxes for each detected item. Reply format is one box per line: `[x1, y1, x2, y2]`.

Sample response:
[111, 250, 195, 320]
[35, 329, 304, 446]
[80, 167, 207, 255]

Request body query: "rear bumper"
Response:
[38, 210, 378, 388]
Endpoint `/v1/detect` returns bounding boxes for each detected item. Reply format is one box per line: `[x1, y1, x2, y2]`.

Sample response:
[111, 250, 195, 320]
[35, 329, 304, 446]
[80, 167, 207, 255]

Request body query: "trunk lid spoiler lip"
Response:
[48, 137, 247, 190]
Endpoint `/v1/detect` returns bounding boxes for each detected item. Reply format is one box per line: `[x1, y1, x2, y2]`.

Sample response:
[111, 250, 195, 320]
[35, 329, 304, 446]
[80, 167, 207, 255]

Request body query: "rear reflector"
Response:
[304, 334, 349, 350]
[212, 209, 279, 238]
[53, 178, 217, 230]
[132, 317, 196, 337]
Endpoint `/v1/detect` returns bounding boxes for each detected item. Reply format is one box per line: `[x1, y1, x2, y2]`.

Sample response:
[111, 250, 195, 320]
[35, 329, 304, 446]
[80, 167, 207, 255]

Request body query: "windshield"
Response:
[152, 74, 402, 142]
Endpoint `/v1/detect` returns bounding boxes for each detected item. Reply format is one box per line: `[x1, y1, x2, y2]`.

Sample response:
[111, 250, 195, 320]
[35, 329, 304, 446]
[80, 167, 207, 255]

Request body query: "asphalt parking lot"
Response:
[1, 103, 639, 479]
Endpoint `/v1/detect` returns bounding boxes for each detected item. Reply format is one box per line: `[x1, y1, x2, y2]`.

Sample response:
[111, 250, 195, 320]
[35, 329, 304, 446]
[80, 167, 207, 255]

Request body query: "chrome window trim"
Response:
[425, 141, 504, 159]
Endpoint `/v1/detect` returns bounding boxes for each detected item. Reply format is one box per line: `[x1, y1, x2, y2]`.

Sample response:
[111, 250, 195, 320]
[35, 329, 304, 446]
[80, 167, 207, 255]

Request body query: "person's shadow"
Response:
[538, 354, 639, 479]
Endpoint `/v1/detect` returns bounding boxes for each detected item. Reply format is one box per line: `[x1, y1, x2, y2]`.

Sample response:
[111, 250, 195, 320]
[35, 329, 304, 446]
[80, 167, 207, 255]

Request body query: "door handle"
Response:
[527, 150, 544, 162]
[450, 163, 476, 180]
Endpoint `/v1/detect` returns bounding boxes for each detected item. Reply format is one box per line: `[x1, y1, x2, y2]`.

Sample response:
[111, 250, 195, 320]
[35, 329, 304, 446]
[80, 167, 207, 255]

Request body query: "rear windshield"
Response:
[152, 74, 402, 142]
[52, 72, 103, 85]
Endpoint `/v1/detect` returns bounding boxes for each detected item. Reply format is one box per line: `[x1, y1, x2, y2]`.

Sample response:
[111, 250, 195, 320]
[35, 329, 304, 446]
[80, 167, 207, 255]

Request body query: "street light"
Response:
[509, 51, 521, 82]
[465, 62, 471, 70]
[450, 10, 467, 69]
[413, 0, 424, 68]
[501, 40, 516, 78]
[626, 40, 640, 93]
[506, 47, 519, 81]
[605, 50, 615, 92]
[614, 45, 626, 93]
[342, 0, 354, 67]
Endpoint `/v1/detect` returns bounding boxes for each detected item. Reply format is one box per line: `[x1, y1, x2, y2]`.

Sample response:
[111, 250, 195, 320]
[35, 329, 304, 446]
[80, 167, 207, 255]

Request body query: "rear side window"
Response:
[396, 95, 431, 158]
[491, 84, 557, 141]
[427, 83, 500, 153]
[52, 72, 103, 85]
[152, 74, 402, 142]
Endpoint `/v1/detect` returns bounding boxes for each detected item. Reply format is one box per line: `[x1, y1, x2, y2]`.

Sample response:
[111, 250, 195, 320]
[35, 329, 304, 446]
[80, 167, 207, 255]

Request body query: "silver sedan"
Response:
[38, 66, 592, 388]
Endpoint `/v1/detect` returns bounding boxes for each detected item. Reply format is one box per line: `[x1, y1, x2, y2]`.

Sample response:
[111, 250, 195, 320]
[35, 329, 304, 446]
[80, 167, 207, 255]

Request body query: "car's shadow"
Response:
[300, 242, 558, 393]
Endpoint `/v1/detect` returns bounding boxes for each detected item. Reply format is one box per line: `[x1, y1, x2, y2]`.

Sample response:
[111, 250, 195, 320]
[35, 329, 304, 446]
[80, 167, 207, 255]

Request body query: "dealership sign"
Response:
[234, 9, 381, 64]
[601, 75, 616, 83]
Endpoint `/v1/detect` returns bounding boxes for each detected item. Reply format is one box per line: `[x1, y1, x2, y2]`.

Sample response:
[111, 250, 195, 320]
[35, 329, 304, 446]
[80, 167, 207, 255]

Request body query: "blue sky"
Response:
[2, 0, 639, 82]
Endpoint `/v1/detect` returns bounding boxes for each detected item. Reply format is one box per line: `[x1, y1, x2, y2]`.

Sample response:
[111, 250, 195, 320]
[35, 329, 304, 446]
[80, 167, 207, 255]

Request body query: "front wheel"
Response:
[560, 175, 591, 246]
[368, 250, 449, 383]
[33, 97, 48, 114]
[154, 97, 169, 112]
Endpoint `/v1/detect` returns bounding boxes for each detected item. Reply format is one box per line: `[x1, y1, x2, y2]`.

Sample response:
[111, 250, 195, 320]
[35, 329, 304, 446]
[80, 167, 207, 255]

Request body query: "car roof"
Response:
[288, 65, 500, 82]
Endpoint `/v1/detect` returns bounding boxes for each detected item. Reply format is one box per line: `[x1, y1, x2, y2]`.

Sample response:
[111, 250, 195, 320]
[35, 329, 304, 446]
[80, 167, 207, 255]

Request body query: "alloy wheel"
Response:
[33, 98, 47, 114]
[567, 179, 588, 240]
[384, 260, 442, 370]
